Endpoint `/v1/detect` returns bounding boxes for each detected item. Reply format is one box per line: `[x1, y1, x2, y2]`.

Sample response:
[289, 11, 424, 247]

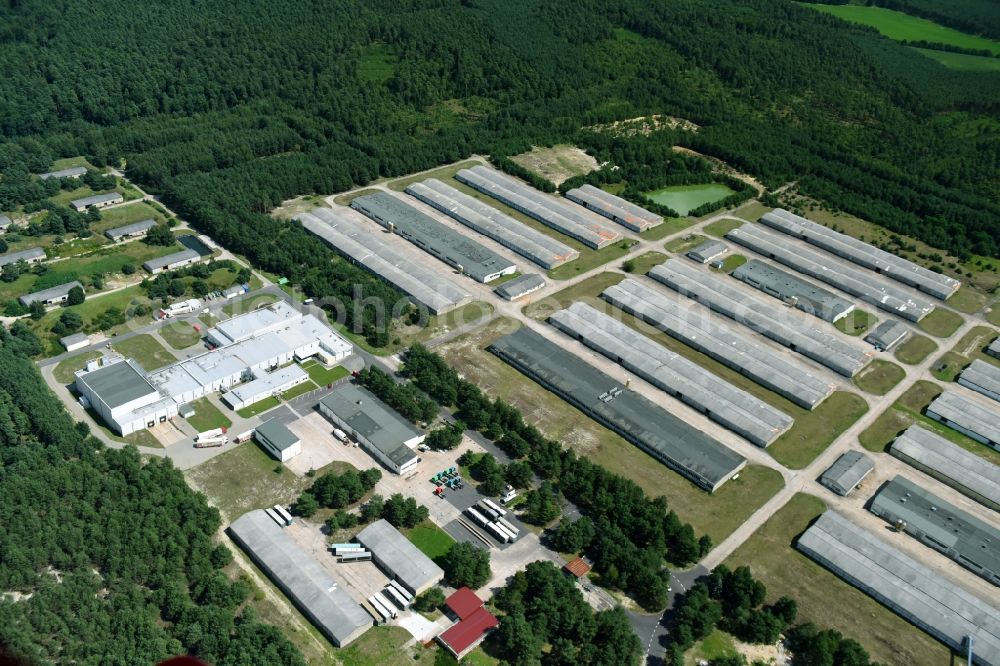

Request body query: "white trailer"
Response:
[232, 429, 255, 444]
[339, 552, 372, 563]
[383, 585, 410, 609]
[493, 521, 518, 542]
[363, 599, 387, 625]
[264, 508, 285, 527]
[478, 504, 500, 522]
[368, 594, 396, 621]
[195, 427, 226, 441]
[486, 522, 511, 543]
[388, 579, 413, 602]
[465, 507, 490, 527]
[273, 505, 293, 526]
[333, 546, 366, 556]
[496, 517, 520, 537]
[482, 498, 507, 516]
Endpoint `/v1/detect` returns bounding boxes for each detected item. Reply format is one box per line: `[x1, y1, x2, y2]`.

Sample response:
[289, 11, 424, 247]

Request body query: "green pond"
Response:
[643, 183, 736, 215]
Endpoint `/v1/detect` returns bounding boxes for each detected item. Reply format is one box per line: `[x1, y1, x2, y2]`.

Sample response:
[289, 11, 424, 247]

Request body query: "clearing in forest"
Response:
[509, 145, 598, 186]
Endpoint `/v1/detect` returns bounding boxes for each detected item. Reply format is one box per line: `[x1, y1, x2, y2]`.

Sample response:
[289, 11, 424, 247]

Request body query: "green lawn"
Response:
[404, 520, 456, 565]
[185, 398, 233, 433]
[280, 380, 319, 400]
[930, 351, 968, 382]
[547, 239, 638, 280]
[523, 272, 624, 321]
[893, 334, 937, 365]
[852, 360, 905, 396]
[946, 285, 986, 314]
[767, 392, 868, 469]
[622, 251, 667, 276]
[160, 320, 203, 349]
[684, 629, 738, 666]
[385, 159, 483, 193]
[336, 626, 436, 666]
[301, 360, 350, 386]
[236, 396, 281, 418]
[48, 185, 97, 206]
[916, 48, 1000, 71]
[53, 350, 100, 384]
[111, 333, 176, 371]
[32, 285, 158, 356]
[91, 201, 166, 234]
[222, 292, 279, 317]
[725, 493, 954, 666]
[834, 309, 876, 336]
[917, 308, 964, 338]
[638, 216, 692, 241]
[701, 218, 743, 238]
[664, 233, 706, 254]
[49, 156, 92, 171]
[710, 254, 746, 273]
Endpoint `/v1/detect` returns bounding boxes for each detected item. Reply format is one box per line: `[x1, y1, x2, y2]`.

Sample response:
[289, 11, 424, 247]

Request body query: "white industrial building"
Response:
[223, 364, 310, 411]
[74, 301, 352, 435]
[254, 419, 302, 462]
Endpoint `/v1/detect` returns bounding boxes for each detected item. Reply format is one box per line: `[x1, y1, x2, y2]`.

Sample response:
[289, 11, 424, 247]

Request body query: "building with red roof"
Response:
[445, 586, 485, 620]
[437, 607, 499, 660]
[563, 556, 591, 579]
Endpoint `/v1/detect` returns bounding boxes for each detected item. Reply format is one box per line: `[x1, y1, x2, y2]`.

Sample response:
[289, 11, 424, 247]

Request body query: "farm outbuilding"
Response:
[958, 359, 1000, 403]
[19, 280, 83, 307]
[70, 192, 123, 211]
[732, 259, 855, 323]
[0, 247, 45, 267]
[865, 319, 910, 352]
[60, 332, 90, 352]
[564, 183, 662, 232]
[819, 450, 874, 496]
[926, 389, 1000, 450]
[38, 166, 86, 180]
[143, 248, 202, 274]
[354, 519, 443, 596]
[495, 273, 545, 301]
[686, 239, 728, 265]
[105, 218, 156, 241]
[437, 588, 499, 661]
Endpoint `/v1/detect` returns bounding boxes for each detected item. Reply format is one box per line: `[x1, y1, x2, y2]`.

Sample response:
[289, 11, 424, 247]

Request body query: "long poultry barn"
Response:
[564, 183, 662, 232]
[548, 302, 793, 447]
[726, 223, 935, 322]
[602, 278, 836, 410]
[926, 388, 1000, 450]
[649, 259, 874, 377]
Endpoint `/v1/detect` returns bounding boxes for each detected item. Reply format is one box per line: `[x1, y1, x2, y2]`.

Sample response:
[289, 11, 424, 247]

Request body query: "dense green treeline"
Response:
[0, 328, 305, 664]
[809, 0, 1000, 40]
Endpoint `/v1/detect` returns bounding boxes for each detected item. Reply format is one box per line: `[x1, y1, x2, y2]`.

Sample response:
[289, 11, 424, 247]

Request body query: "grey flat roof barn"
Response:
[0, 247, 45, 267]
[927, 388, 1000, 449]
[495, 273, 545, 300]
[406, 179, 579, 269]
[297, 208, 470, 315]
[319, 384, 421, 472]
[0, 215, 11, 229]
[732, 259, 855, 323]
[686, 240, 728, 264]
[354, 519, 443, 596]
[564, 183, 662, 232]
[549, 302, 793, 447]
[254, 419, 300, 453]
[649, 259, 874, 377]
[70, 192, 123, 210]
[726, 223, 935, 322]
[19, 280, 83, 307]
[105, 218, 156, 241]
[351, 192, 516, 283]
[602, 278, 835, 410]
[865, 319, 910, 352]
[75, 358, 158, 410]
[797, 510, 1000, 666]
[142, 248, 201, 273]
[456, 165, 623, 249]
[60, 332, 89, 349]
[489, 326, 747, 492]
[959, 359, 1000, 403]
[890, 425, 1000, 513]
[870, 475, 999, 586]
[990, 338, 1000, 360]
[38, 166, 87, 180]
[760, 209, 961, 300]
[228, 510, 371, 647]
[819, 450, 874, 496]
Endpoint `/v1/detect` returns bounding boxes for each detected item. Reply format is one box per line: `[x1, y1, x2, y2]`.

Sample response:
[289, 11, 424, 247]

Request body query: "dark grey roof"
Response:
[38, 166, 87, 180]
[320, 385, 420, 467]
[489, 326, 746, 492]
[355, 519, 443, 593]
[228, 510, 372, 647]
[19, 280, 83, 306]
[565, 184, 662, 232]
[686, 240, 728, 263]
[255, 419, 300, 451]
[959, 359, 1000, 403]
[819, 450, 874, 495]
[77, 359, 157, 409]
[351, 192, 515, 283]
[70, 192, 123, 208]
[927, 389, 1000, 446]
[105, 218, 156, 240]
[495, 273, 545, 300]
[797, 511, 1000, 665]
[870, 475, 999, 585]
[732, 259, 855, 323]
[143, 248, 200, 271]
[865, 319, 910, 350]
[760, 209, 960, 300]
[0, 247, 45, 267]
[989, 338, 1000, 359]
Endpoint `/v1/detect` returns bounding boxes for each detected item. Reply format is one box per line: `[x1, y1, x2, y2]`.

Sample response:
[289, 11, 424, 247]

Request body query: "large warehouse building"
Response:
[456, 165, 623, 249]
[319, 384, 423, 475]
[405, 178, 579, 269]
[869, 475, 999, 586]
[70, 192, 123, 211]
[890, 425, 1000, 512]
[143, 248, 202, 274]
[731, 259, 855, 323]
[926, 389, 1000, 450]
[351, 192, 516, 283]
[726, 223, 934, 322]
[489, 327, 747, 492]
[564, 183, 662, 232]
[297, 207, 471, 314]
[355, 519, 443, 595]
[760, 209, 961, 300]
[958, 359, 1000, 403]
[602, 278, 835, 410]
[549, 302, 793, 447]
[649, 259, 874, 377]
[229, 510, 372, 647]
[797, 511, 1000, 666]
[19, 280, 83, 307]
[105, 218, 156, 241]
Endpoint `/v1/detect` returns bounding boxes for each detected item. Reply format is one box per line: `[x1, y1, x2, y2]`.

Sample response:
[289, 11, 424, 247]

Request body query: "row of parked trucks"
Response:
[365, 579, 413, 624]
[465, 499, 520, 544]
[264, 504, 293, 527]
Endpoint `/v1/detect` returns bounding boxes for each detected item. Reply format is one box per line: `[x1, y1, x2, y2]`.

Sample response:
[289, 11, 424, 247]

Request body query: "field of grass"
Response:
[111, 334, 176, 371]
[236, 395, 281, 418]
[684, 629, 738, 666]
[548, 239, 638, 280]
[49, 156, 92, 171]
[664, 233, 706, 254]
[946, 285, 987, 314]
[91, 201, 165, 234]
[853, 359, 905, 396]
[358, 42, 397, 84]
[711, 254, 746, 273]
[280, 380, 319, 401]
[160, 320, 203, 349]
[32, 285, 157, 356]
[638, 216, 692, 241]
[508, 144, 597, 185]
[185, 398, 232, 433]
[48, 185, 97, 207]
[701, 217, 743, 238]
[930, 350, 968, 382]
[52, 350, 100, 384]
[436, 317, 784, 544]
[523, 272, 624, 321]
[767, 392, 868, 469]
[731, 201, 770, 222]
[222, 292, 279, 317]
[916, 48, 1000, 71]
[385, 159, 483, 193]
[929, 325, 999, 381]
[725, 493, 954, 666]
[337, 626, 436, 666]
[893, 334, 937, 365]
[834, 309, 876, 336]
[622, 251, 667, 276]
[404, 520, 456, 565]
[301, 360, 350, 386]
[918, 308, 964, 338]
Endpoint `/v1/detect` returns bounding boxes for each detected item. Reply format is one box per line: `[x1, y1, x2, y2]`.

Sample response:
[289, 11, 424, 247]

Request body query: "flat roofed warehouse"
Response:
[351, 192, 516, 283]
[495, 273, 545, 301]
[0, 247, 44, 267]
[726, 223, 934, 322]
[797, 510, 1000, 666]
[354, 519, 443, 595]
[760, 209, 961, 300]
[143, 248, 201, 274]
[686, 239, 729, 265]
[105, 218, 156, 241]
[69, 192, 123, 211]
[959, 359, 1000, 403]
[455, 165, 623, 249]
[296, 208, 470, 314]
[602, 278, 835, 410]
[865, 319, 910, 352]
[927, 389, 1000, 450]
[19, 280, 83, 307]
[649, 259, 873, 377]
[564, 183, 662, 232]
[405, 178, 579, 269]
[890, 425, 1000, 513]
[819, 450, 874, 496]
[870, 475, 1000, 586]
[228, 510, 371, 647]
[549, 302, 793, 447]
[732, 259, 855, 323]
[38, 166, 87, 180]
[489, 326, 747, 492]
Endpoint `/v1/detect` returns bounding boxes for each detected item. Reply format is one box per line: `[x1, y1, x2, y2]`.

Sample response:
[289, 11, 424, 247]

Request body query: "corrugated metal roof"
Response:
[686, 240, 728, 263]
[732, 259, 854, 323]
[0, 247, 45, 266]
[819, 450, 874, 495]
[70, 192, 123, 208]
[959, 359, 1000, 403]
[865, 319, 910, 350]
[105, 218, 156, 239]
[320, 384, 421, 467]
[19, 280, 83, 306]
[927, 389, 1000, 446]
[355, 519, 443, 593]
[495, 273, 545, 300]
[565, 184, 661, 232]
[143, 248, 200, 271]
[76, 358, 158, 409]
